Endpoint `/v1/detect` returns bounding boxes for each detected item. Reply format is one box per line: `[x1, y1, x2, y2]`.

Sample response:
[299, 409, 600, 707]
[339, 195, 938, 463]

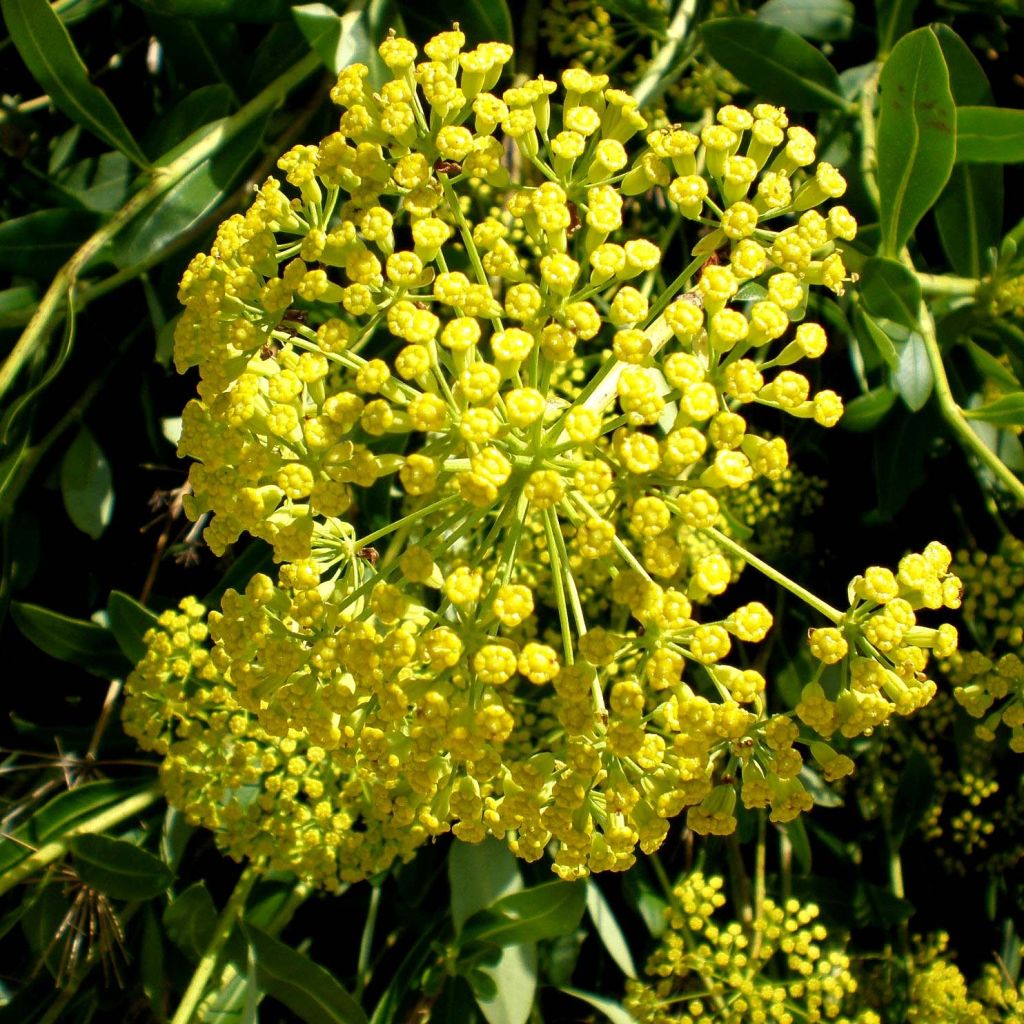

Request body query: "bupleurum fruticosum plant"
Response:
[122, 27, 963, 889]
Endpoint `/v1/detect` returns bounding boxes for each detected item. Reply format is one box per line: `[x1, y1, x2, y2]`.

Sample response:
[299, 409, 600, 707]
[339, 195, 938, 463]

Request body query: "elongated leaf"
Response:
[61, 427, 114, 539]
[841, 386, 897, 432]
[0, 778, 153, 875]
[57, 151, 132, 213]
[586, 881, 637, 979]
[115, 114, 269, 268]
[963, 394, 1024, 426]
[244, 923, 368, 1024]
[701, 19, 846, 112]
[893, 331, 933, 411]
[396, 0, 512, 45]
[934, 24, 992, 106]
[107, 590, 159, 664]
[475, 945, 537, 1024]
[11, 601, 127, 678]
[876, 0, 919, 55]
[129, 0, 290, 19]
[293, 5, 368, 74]
[450, 839, 522, 933]
[757, 0, 854, 41]
[1, 0, 150, 167]
[859, 257, 921, 331]
[71, 834, 172, 900]
[145, 84, 235, 159]
[460, 881, 587, 949]
[856, 308, 900, 369]
[955, 107, 1024, 164]
[561, 988, 636, 1024]
[966, 339, 1019, 390]
[876, 27, 956, 256]
[164, 882, 218, 960]
[0, 209, 99, 276]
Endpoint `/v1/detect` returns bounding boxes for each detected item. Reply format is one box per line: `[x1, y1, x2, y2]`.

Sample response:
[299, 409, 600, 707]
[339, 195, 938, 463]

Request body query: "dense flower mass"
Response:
[124, 27, 960, 887]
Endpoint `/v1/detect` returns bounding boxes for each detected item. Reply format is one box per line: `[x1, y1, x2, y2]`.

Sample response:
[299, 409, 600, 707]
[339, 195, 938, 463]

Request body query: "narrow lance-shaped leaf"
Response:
[71, 834, 173, 901]
[876, 27, 956, 256]
[701, 18, 847, 112]
[1, 0, 150, 168]
[10, 601, 128, 678]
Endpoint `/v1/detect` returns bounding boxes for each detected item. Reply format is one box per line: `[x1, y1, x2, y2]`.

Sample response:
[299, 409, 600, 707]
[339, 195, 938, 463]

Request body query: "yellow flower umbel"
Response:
[133, 26, 874, 885]
[624, 871, 873, 1024]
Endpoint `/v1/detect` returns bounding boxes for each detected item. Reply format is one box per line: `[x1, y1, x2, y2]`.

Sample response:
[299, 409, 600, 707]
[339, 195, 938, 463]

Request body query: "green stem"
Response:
[356, 882, 382, 1002]
[0, 785, 161, 898]
[170, 863, 261, 1024]
[913, 297, 1024, 505]
[858, 65, 882, 211]
[0, 50, 322, 402]
[640, 251, 707, 332]
[630, 0, 700, 110]
[353, 492, 459, 549]
[916, 273, 979, 298]
[704, 527, 843, 623]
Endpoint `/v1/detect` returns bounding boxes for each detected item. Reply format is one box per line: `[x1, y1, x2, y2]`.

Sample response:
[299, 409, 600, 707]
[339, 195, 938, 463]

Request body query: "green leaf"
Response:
[71, 834, 173, 900]
[244, 923, 368, 1024]
[396, 0, 512, 45]
[799, 766, 843, 808]
[779, 818, 812, 873]
[0, 779, 151, 875]
[0, 209, 100, 276]
[141, 906, 166, 1014]
[955, 107, 1024, 164]
[474, 945, 537, 1024]
[841, 386, 897, 431]
[856, 308, 900, 369]
[106, 590, 158, 664]
[756, 0, 854, 41]
[293, 5, 368, 74]
[935, 166, 1003, 279]
[875, 0, 919, 55]
[0, 286, 38, 317]
[876, 27, 956, 256]
[450, 839, 523, 933]
[114, 114, 269, 268]
[701, 19, 847, 112]
[933, 24, 992, 106]
[893, 331, 933, 411]
[57, 150, 132, 213]
[891, 750, 936, 845]
[128, 0, 291, 20]
[164, 882, 217, 960]
[10, 601, 127, 678]
[966, 339, 1019, 390]
[594, 0, 666, 33]
[1, 0, 150, 167]
[859, 257, 921, 331]
[585, 881, 637, 979]
[871, 406, 935, 519]
[60, 427, 114, 539]
[561, 988, 637, 1024]
[460, 881, 587, 949]
[963, 393, 1024, 426]
[146, 84, 235, 159]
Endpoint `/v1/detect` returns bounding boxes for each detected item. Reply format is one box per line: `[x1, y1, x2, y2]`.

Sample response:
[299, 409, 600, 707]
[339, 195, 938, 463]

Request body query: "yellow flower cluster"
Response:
[624, 871, 874, 1024]
[942, 538, 1024, 751]
[136, 27, 898, 885]
[798, 543, 962, 740]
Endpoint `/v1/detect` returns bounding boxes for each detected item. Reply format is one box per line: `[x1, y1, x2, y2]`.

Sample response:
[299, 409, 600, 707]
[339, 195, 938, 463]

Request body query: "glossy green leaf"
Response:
[0, 778, 153, 875]
[71, 834, 173, 900]
[128, 0, 290, 20]
[859, 257, 921, 331]
[57, 151, 132, 213]
[800, 766, 843, 808]
[106, 590, 159, 665]
[561, 989, 637, 1024]
[293, 5, 369, 74]
[756, 0, 854, 41]
[0, 209, 100, 276]
[10, 601, 127, 678]
[1, 0, 150, 167]
[966, 339, 1019, 390]
[115, 114, 268, 268]
[841, 386, 897, 431]
[146, 83, 235, 159]
[61, 427, 114, 539]
[460, 881, 587, 949]
[244, 923, 368, 1024]
[397, 0, 512, 45]
[450, 839, 523, 932]
[963, 394, 1024, 426]
[856, 308, 900, 369]
[701, 19, 846, 112]
[876, 27, 956, 256]
[934, 24, 992, 105]
[893, 331, 933, 411]
[955, 107, 1024, 164]
[164, 882, 217, 960]
[585, 881, 637, 979]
